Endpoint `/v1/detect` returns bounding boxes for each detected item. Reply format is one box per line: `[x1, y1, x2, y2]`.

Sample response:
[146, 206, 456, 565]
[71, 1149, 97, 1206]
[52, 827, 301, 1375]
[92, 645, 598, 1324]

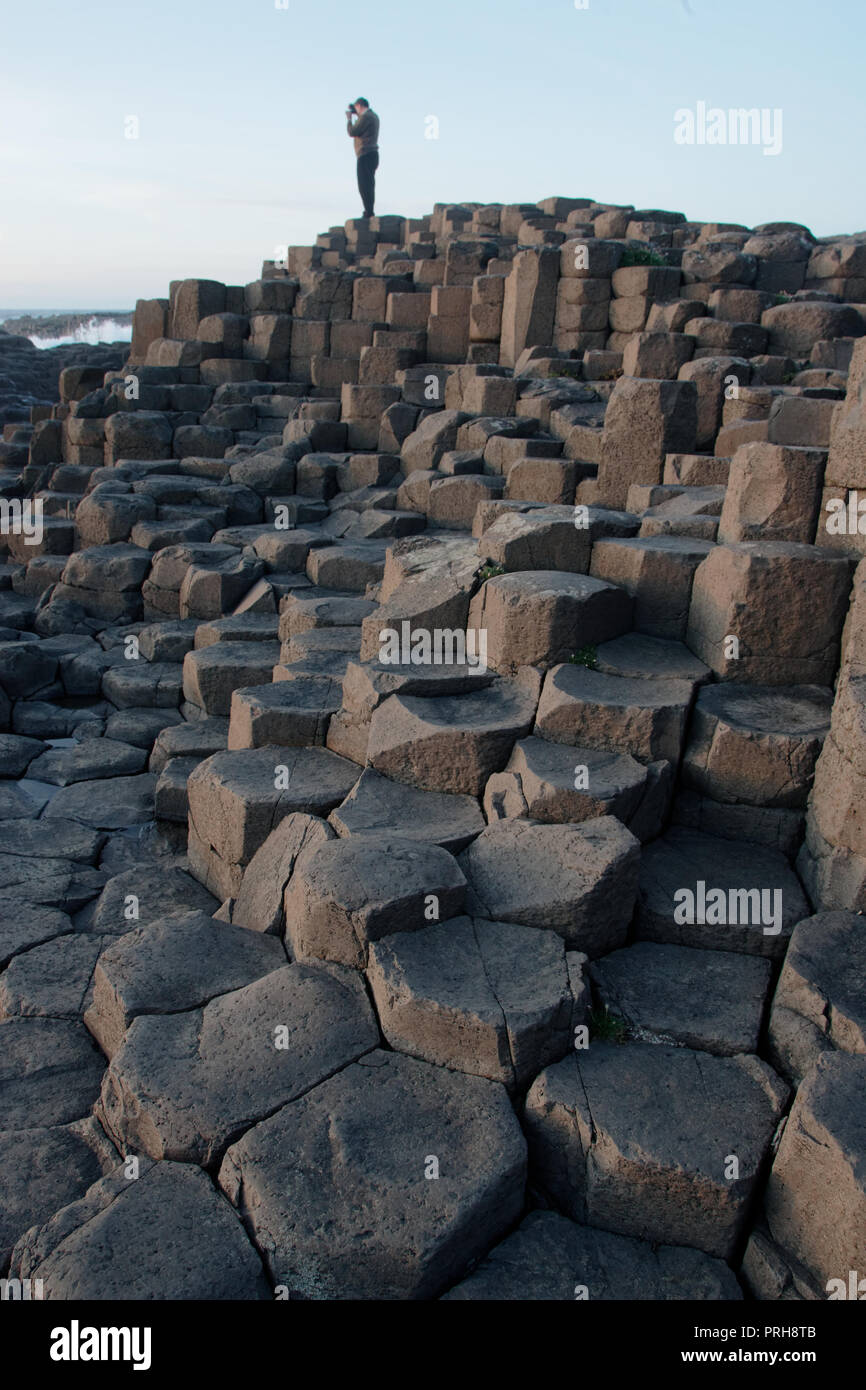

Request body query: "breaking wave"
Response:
[29, 317, 133, 349]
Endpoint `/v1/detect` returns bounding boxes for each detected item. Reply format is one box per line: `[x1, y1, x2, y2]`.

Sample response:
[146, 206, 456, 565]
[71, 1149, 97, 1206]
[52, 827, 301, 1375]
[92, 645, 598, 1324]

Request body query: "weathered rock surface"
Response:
[10, 1159, 270, 1299]
[442, 1210, 742, 1300]
[99, 962, 378, 1165]
[84, 909, 286, 1056]
[525, 1044, 788, 1258]
[218, 1050, 527, 1299]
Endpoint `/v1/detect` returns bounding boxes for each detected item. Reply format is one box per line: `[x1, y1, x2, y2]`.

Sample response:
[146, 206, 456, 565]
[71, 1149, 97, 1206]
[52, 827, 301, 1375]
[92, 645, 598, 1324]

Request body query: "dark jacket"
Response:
[347, 108, 380, 157]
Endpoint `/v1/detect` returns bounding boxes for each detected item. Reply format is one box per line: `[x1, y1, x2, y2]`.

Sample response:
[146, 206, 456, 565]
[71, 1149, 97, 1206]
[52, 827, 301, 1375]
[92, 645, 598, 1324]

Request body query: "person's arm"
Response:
[347, 111, 372, 138]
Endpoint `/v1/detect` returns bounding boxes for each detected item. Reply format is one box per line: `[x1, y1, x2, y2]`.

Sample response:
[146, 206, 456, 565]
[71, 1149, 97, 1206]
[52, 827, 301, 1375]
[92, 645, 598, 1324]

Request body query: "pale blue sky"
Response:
[1, 0, 863, 308]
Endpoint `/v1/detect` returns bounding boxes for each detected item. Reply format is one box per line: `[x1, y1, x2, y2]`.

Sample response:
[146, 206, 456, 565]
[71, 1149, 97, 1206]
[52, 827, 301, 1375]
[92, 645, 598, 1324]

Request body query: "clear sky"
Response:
[2, 0, 863, 309]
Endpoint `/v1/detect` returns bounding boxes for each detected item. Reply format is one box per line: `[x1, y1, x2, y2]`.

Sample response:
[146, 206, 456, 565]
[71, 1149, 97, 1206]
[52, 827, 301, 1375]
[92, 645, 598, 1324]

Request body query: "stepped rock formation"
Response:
[1, 199, 865, 1302]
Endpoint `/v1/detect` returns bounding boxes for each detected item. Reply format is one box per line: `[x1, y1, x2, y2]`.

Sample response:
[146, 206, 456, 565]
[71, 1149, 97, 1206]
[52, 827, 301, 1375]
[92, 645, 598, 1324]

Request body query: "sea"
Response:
[0, 310, 133, 349]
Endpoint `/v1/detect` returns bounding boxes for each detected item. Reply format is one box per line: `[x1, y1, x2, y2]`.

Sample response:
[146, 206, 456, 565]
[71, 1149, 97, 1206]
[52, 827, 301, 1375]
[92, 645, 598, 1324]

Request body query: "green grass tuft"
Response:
[569, 644, 599, 670]
[589, 1007, 628, 1044]
[620, 247, 667, 267]
[477, 562, 505, 583]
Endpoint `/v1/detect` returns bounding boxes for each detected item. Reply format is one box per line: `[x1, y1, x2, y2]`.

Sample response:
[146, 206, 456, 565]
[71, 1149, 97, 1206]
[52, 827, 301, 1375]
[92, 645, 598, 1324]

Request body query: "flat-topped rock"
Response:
[0, 932, 112, 1021]
[329, 766, 484, 852]
[106, 706, 184, 749]
[87, 863, 219, 935]
[686, 542, 852, 686]
[0, 733, 44, 776]
[442, 1209, 742, 1301]
[279, 591, 377, 640]
[468, 570, 632, 674]
[682, 682, 832, 809]
[284, 832, 467, 968]
[232, 812, 335, 936]
[368, 668, 541, 795]
[459, 816, 640, 955]
[764, 1053, 866, 1293]
[768, 910, 866, 1083]
[84, 909, 286, 1057]
[0, 816, 103, 863]
[228, 677, 341, 749]
[9, 1159, 270, 1300]
[101, 660, 184, 710]
[149, 715, 229, 773]
[182, 640, 282, 716]
[525, 1043, 788, 1258]
[283, 625, 362, 663]
[0, 904, 73, 969]
[305, 540, 387, 591]
[591, 534, 715, 641]
[218, 1049, 527, 1300]
[367, 915, 584, 1089]
[0, 1118, 118, 1271]
[99, 962, 378, 1165]
[193, 613, 279, 647]
[0, 1017, 106, 1130]
[42, 774, 156, 829]
[483, 735, 661, 831]
[535, 663, 695, 763]
[187, 746, 359, 899]
[25, 737, 148, 786]
[637, 827, 810, 959]
[590, 941, 772, 1055]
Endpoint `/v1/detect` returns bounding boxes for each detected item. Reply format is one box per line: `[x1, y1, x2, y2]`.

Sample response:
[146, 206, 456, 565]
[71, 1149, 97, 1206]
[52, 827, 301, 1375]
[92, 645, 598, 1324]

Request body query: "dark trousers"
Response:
[356, 151, 379, 218]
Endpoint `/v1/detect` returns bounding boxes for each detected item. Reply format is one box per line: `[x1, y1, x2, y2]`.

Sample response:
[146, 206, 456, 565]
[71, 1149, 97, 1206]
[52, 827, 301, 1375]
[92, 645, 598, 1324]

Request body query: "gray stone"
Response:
[442, 1209, 742, 1300]
[0, 733, 44, 776]
[42, 774, 156, 829]
[0, 933, 112, 1021]
[768, 911, 866, 1083]
[681, 683, 832, 809]
[284, 833, 467, 968]
[0, 904, 73, 969]
[329, 766, 485, 853]
[535, 663, 695, 763]
[232, 813, 335, 936]
[26, 738, 148, 786]
[765, 1053, 866, 1294]
[367, 916, 585, 1089]
[218, 1049, 527, 1299]
[183, 642, 281, 716]
[187, 746, 359, 900]
[468, 570, 632, 674]
[88, 864, 219, 936]
[0, 1018, 105, 1129]
[590, 941, 772, 1055]
[84, 909, 286, 1057]
[637, 827, 810, 959]
[0, 1118, 118, 1270]
[525, 1044, 788, 1258]
[483, 736, 656, 830]
[368, 668, 541, 796]
[149, 715, 228, 773]
[10, 1158, 270, 1299]
[99, 962, 378, 1165]
[459, 816, 640, 955]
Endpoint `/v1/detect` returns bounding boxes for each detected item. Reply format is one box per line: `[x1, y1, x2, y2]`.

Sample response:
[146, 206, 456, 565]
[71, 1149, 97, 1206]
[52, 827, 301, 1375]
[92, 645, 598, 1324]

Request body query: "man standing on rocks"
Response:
[346, 98, 380, 220]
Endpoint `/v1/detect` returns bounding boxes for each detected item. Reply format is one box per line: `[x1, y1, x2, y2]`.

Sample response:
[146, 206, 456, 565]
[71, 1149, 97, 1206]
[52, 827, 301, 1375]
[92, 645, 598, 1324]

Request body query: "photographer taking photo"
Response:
[346, 98, 380, 220]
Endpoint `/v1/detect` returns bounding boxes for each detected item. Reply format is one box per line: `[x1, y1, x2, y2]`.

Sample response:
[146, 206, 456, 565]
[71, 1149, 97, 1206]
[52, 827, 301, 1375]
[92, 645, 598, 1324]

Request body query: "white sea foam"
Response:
[29, 316, 133, 349]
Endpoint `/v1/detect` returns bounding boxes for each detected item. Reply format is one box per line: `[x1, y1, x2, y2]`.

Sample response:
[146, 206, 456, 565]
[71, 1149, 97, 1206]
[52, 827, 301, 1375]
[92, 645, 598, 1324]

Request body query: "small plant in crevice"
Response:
[569, 644, 599, 669]
[588, 1007, 628, 1044]
[620, 247, 667, 268]
[545, 367, 583, 381]
[477, 562, 505, 583]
